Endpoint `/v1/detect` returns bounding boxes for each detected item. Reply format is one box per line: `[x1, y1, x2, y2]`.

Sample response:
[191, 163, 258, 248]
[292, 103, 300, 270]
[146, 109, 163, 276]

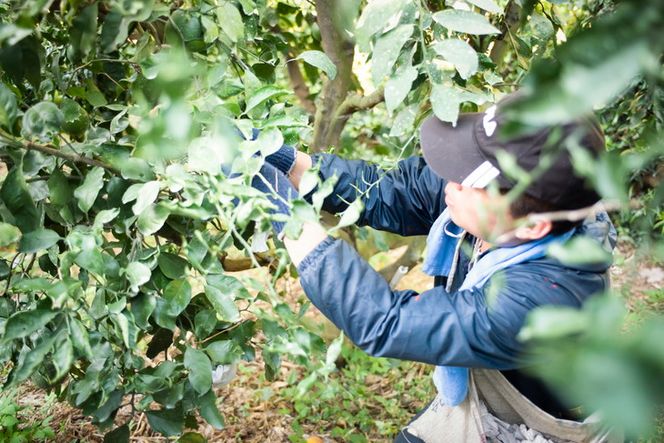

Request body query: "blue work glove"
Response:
[251, 162, 298, 236]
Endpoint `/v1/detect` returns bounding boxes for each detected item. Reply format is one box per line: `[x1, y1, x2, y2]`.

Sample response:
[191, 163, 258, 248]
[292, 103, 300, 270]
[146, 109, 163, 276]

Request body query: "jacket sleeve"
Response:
[309, 154, 447, 236]
[298, 237, 588, 369]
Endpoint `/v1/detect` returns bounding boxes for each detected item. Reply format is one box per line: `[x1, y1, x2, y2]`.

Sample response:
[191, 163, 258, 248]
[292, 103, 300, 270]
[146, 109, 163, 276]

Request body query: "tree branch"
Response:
[3, 137, 120, 174]
[312, 0, 356, 151]
[336, 86, 385, 117]
[489, 0, 522, 67]
[286, 55, 316, 115]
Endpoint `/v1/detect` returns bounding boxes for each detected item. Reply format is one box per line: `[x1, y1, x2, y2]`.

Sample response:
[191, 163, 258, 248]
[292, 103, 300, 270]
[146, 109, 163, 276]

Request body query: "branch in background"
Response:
[527, 199, 638, 223]
[336, 86, 385, 117]
[312, 0, 355, 151]
[286, 55, 316, 115]
[3, 137, 120, 174]
[489, 0, 522, 67]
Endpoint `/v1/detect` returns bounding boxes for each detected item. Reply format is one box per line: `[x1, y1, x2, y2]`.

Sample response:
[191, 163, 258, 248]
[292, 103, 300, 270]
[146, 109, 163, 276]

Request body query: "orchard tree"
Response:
[0, 0, 662, 440]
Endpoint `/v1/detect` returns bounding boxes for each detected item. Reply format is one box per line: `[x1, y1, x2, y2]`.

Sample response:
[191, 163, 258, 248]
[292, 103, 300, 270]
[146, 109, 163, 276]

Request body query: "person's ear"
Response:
[514, 219, 552, 240]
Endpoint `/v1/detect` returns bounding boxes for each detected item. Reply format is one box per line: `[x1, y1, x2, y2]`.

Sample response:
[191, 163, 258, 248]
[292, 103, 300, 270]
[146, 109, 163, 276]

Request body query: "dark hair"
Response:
[505, 190, 580, 235]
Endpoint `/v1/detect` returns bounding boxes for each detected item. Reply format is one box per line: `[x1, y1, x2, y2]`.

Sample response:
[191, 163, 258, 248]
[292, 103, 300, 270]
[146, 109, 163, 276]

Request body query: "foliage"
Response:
[0, 387, 56, 442]
[0, 0, 661, 440]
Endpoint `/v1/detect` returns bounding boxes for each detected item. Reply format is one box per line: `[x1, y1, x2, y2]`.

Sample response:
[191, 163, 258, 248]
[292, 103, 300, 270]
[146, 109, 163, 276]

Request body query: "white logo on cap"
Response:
[483, 105, 497, 137]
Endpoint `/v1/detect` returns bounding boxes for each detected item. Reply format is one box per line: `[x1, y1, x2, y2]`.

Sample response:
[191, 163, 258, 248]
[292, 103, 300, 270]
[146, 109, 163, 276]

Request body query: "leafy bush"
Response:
[0, 387, 55, 442]
[0, 0, 661, 440]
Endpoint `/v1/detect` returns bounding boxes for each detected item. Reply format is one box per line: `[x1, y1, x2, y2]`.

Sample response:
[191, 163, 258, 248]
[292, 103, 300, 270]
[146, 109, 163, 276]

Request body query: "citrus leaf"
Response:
[297, 50, 337, 80]
[371, 25, 414, 84]
[205, 286, 240, 322]
[184, 347, 212, 395]
[18, 228, 60, 253]
[198, 389, 224, 429]
[3, 309, 58, 341]
[385, 65, 418, 115]
[433, 38, 479, 79]
[74, 167, 105, 213]
[464, 0, 502, 14]
[432, 9, 500, 35]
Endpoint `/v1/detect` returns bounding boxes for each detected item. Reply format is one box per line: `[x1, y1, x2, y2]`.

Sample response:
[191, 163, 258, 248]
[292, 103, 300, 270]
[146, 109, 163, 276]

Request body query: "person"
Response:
[247, 92, 620, 442]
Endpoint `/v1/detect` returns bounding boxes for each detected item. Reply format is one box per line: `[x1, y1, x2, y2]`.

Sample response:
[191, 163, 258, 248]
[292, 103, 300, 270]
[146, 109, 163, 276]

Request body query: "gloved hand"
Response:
[251, 162, 298, 236]
[264, 143, 297, 176]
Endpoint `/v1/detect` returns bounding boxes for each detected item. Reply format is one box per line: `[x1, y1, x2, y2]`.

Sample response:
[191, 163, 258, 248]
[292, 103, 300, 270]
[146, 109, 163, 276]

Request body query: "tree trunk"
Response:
[312, 0, 355, 151]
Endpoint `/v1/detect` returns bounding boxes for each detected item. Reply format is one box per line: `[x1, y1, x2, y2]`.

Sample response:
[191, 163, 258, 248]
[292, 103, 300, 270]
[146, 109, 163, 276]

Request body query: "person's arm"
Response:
[293, 235, 586, 368]
[281, 151, 447, 237]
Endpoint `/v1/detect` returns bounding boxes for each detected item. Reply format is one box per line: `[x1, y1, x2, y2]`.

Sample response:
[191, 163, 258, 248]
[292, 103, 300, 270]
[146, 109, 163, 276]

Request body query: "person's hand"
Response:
[251, 162, 298, 236]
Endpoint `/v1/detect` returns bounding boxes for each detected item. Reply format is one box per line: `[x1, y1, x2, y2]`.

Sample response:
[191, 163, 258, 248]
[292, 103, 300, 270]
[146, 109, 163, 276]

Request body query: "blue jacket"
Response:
[298, 154, 615, 370]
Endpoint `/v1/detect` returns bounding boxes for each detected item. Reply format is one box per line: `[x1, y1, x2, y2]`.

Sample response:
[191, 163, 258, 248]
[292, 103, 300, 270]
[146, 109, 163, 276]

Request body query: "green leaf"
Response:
[371, 25, 413, 84]
[74, 167, 105, 213]
[0, 36, 42, 89]
[198, 389, 224, 429]
[432, 9, 500, 35]
[52, 335, 74, 381]
[355, 0, 409, 50]
[47, 168, 73, 207]
[158, 253, 189, 279]
[145, 406, 184, 437]
[433, 39, 478, 80]
[7, 333, 57, 386]
[178, 432, 208, 443]
[100, 12, 128, 53]
[125, 261, 151, 292]
[3, 309, 58, 341]
[184, 347, 212, 395]
[18, 228, 60, 253]
[103, 425, 130, 443]
[205, 340, 235, 364]
[296, 50, 337, 80]
[0, 83, 18, 130]
[137, 204, 170, 236]
[389, 104, 417, 137]
[68, 3, 98, 62]
[61, 98, 90, 138]
[0, 222, 21, 247]
[430, 83, 463, 124]
[216, 3, 244, 42]
[335, 199, 364, 230]
[464, 0, 502, 14]
[121, 157, 155, 182]
[244, 86, 289, 114]
[163, 279, 192, 317]
[518, 306, 588, 341]
[385, 65, 418, 115]
[547, 236, 613, 266]
[21, 102, 64, 142]
[205, 286, 240, 322]
[132, 181, 161, 216]
[0, 166, 39, 233]
[69, 317, 93, 359]
[75, 249, 106, 275]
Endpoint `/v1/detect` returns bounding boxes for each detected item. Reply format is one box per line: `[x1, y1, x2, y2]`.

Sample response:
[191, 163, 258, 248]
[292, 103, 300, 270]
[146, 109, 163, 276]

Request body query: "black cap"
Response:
[420, 92, 605, 210]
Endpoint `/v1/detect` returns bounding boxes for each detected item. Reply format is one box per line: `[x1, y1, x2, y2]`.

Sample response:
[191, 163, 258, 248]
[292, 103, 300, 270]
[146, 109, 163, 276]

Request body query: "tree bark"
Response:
[312, 0, 356, 151]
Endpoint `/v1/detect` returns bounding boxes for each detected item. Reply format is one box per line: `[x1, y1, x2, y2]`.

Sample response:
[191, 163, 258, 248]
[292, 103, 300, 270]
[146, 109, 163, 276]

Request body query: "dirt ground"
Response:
[13, 239, 664, 443]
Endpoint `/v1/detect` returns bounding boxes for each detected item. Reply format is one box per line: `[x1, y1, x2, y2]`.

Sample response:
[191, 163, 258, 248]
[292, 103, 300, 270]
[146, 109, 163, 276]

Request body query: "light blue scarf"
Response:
[423, 210, 575, 406]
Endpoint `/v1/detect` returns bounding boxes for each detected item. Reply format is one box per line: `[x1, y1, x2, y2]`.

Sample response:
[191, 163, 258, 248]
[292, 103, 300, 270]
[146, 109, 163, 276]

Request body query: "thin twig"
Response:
[1, 136, 119, 174]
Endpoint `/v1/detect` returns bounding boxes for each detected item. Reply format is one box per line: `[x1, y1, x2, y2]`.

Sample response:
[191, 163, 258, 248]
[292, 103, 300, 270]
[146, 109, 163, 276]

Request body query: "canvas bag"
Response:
[403, 369, 623, 443]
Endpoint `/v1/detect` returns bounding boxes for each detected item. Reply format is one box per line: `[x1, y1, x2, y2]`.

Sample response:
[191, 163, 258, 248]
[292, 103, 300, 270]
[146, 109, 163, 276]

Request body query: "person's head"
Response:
[420, 91, 605, 244]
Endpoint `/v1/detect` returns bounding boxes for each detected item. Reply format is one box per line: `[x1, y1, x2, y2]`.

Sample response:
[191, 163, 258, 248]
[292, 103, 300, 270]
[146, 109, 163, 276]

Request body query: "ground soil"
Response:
[13, 239, 664, 443]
